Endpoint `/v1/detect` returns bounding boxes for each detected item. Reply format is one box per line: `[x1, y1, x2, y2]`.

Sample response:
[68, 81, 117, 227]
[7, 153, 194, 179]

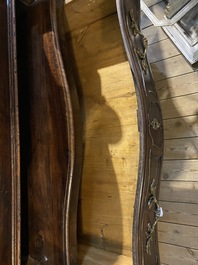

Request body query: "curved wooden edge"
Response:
[7, 1, 21, 264]
[48, 1, 76, 263]
[116, 0, 164, 264]
[50, 0, 83, 263]
[16, 0, 82, 263]
[17, 0, 82, 263]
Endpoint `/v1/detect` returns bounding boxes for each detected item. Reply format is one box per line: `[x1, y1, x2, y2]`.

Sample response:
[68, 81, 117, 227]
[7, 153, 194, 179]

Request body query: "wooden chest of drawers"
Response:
[0, 0, 163, 264]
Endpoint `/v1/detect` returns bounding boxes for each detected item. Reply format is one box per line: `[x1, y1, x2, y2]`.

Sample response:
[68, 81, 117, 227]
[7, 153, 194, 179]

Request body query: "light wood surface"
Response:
[147, 38, 180, 63]
[65, 0, 116, 32]
[156, 72, 198, 99]
[160, 181, 198, 203]
[161, 160, 198, 181]
[159, 222, 198, 249]
[163, 116, 198, 139]
[161, 94, 198, 119]
[65, 5, 139, 258]
[160, 201, 198, 226]
[152, 54, 193, 81]
[78, 244, 132, 265]
[159, 243, 198, 265]
[65, 1, 198, 264]
[164, 138, 198, 159]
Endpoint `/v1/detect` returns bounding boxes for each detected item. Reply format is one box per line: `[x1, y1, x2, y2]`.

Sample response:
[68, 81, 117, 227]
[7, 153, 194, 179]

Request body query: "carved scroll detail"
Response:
[146, 180, 163, 255]
[128, 9, 148, 74]
[116, 1, 164, 264]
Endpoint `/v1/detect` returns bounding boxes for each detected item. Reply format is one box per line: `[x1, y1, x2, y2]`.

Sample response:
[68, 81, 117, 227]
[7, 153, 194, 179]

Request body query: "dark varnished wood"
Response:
[0, 0, 20, 264]
[16, 0, 82, 264]
[116, 0, 164, 264]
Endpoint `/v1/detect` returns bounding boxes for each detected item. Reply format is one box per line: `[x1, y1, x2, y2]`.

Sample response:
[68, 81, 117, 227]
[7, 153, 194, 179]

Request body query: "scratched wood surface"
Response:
[65, 0, 198, 264]
[65, 0, 116, 32]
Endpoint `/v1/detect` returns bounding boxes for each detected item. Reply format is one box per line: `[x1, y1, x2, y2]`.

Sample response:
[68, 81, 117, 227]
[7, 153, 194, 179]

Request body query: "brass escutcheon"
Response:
[151, 118, 160, 130]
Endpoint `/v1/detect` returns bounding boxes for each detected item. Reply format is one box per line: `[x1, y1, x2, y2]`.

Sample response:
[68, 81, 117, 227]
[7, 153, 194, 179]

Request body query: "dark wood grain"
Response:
[16, 0, 82, 264]
[0, 2, 12, 263]
[0, 0, 20, 264]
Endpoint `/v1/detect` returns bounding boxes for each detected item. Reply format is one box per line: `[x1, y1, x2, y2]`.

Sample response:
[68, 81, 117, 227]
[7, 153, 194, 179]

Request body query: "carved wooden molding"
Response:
[0, 0, 20, 264]
[116, 0, 164, 264]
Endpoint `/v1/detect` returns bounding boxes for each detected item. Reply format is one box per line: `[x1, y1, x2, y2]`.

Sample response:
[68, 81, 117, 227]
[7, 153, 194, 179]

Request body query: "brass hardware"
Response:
[151, 118, 160, 130]
[146, 179, 163, 255]
[146, 219, 158, 255]
[129, 10, 140, 36]
[148, 179, 158, 209]
[128, 10, 148, 73]
[146, 207, 163, 255]
[136, 48, 148, 73]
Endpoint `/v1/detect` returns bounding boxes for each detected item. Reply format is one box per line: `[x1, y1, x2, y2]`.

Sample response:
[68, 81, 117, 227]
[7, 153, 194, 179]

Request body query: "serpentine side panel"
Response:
[0, 0, 20, 264]
[18, 0, 82, 264]
[116, 0, 164, 264]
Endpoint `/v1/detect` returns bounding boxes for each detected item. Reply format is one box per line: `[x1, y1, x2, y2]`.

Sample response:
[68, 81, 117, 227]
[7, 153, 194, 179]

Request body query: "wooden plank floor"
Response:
[142, 12, 198, 265]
